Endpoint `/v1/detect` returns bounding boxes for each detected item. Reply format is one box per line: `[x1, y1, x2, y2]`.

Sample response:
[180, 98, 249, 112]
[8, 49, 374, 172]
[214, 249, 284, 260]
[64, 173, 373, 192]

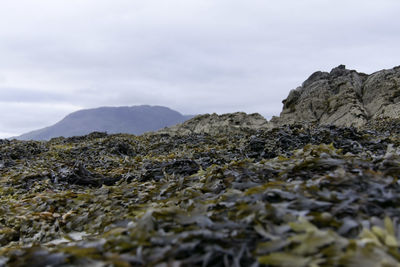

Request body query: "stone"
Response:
[140, 159, 200, 181]
[363, 66, 400, 119]
[158, 112, 271, 135]
[58, 162, 121, 187]
[272, 65, 400, 128]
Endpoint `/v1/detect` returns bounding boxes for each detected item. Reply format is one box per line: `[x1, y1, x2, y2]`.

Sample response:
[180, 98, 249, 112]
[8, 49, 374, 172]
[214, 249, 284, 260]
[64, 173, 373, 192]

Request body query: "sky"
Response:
[1, 0, 400, 138]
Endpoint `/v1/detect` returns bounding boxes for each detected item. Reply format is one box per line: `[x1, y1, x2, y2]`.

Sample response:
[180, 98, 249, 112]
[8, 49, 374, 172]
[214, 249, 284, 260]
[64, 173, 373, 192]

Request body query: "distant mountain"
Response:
[16, 105, 194, 140]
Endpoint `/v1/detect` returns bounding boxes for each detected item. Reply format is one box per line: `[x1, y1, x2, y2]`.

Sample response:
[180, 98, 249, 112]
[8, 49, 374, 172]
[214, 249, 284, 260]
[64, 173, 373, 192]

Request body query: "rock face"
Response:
[272, 65, 400, 127]
[16, 105, 194, 140]
[158, 112, 271, 135]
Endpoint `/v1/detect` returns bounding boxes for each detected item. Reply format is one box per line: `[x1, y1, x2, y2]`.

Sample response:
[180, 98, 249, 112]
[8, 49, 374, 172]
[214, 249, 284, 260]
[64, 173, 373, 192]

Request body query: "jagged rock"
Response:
[57, 162, 121, 187]
[363, 66, 400, 119]
[158, 112, 271, 135]
[272, 65, 400, 127]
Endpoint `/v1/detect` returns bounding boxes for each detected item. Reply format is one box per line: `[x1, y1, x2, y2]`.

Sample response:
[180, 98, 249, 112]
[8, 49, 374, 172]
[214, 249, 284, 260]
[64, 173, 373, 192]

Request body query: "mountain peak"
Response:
[17, 105, 194, 140]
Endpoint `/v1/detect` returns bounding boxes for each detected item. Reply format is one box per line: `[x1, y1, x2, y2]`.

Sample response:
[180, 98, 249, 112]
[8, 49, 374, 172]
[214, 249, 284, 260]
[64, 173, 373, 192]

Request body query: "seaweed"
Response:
[0, 123, 399, 266]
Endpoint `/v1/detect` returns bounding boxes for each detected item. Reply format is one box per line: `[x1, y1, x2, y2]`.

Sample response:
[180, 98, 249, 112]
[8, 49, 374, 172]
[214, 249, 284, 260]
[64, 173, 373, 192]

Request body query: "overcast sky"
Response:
[1, 0, 399, 138]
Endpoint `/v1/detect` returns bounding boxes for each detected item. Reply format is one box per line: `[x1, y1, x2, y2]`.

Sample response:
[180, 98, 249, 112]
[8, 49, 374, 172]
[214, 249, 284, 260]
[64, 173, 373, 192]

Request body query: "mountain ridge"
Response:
[16, 105, 194, 140]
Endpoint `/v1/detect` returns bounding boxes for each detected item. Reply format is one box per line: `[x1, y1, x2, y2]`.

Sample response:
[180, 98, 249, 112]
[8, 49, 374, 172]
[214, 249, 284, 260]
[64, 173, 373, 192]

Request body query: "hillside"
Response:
[16, 105, 193, 140]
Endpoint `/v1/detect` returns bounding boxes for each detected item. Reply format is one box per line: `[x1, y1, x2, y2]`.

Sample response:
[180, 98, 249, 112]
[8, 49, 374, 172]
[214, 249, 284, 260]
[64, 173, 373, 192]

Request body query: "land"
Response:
[0, 65, 400, 266]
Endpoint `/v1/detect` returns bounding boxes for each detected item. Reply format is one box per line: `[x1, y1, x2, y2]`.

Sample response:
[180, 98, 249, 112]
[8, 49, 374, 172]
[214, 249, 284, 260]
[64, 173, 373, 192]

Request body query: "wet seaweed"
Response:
[0, 123, 399, 266]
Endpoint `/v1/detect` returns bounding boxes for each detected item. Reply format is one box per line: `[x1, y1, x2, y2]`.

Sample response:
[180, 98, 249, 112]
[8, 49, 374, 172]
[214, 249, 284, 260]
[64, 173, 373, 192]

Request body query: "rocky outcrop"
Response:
[363, 66, 400, 119]
[272, 65, 400, 127]
[158, 112, 271, 135]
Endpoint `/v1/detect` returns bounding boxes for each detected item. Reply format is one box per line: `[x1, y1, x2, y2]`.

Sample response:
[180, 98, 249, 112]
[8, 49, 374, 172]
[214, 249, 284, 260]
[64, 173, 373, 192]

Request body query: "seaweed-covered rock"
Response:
[365, 117, 400, 135]
[245, 124, 389, 160]
[57, 162, 121, 187]
[0, 140, 47, 160]
[140, 159, 200, 181]
[1, 122, 400, 266]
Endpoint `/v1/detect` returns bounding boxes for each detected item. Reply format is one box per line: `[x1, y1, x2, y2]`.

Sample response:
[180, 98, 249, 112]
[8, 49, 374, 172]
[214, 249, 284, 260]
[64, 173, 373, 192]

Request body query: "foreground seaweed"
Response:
[0, 125, 399, 266]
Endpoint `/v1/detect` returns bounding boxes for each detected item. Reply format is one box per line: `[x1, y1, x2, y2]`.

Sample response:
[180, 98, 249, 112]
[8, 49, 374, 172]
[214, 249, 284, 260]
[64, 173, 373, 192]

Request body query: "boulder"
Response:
[272, 65, 400, 127]
[158, 112, 271, 135]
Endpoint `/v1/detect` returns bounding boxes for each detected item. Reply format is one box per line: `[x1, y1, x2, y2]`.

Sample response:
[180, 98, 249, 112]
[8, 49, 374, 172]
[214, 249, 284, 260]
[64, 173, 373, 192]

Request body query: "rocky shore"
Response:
[0, 66, 400, 266]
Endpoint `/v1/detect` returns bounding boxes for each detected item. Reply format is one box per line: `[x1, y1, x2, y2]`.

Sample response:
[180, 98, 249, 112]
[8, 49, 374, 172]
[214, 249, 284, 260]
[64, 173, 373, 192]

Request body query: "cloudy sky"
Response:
[1, 0, 399, 138]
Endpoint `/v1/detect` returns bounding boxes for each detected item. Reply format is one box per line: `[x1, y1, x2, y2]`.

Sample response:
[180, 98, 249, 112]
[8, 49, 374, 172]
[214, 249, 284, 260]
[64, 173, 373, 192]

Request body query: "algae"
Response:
[0, 124, 399, 266]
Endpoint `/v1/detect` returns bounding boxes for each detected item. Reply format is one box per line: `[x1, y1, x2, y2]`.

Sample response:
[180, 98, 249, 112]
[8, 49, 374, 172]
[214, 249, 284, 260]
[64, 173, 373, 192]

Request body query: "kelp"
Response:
[0, 125, 399, 266]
